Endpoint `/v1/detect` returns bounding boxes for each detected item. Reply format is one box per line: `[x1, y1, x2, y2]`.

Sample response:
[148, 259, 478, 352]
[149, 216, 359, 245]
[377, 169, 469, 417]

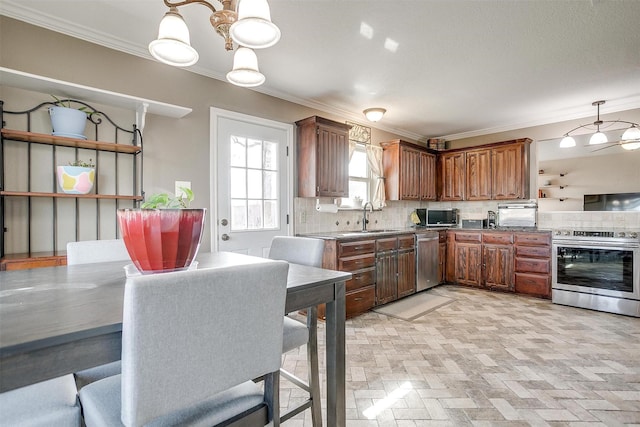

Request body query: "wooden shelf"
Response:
[1, 129, 141, 154]
[1, 191, 142, 201]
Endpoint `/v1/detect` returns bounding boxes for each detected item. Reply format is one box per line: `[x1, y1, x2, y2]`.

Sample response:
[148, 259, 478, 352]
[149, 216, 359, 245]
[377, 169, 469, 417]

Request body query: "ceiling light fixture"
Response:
[363, 108, 386, 122]
[149, 0, 279, 87]
[560, 100, 640, 150]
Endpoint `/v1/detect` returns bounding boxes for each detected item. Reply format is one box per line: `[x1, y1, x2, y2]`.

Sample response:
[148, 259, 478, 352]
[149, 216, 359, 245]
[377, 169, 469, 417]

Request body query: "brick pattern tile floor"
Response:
[281, 285, 640, 426]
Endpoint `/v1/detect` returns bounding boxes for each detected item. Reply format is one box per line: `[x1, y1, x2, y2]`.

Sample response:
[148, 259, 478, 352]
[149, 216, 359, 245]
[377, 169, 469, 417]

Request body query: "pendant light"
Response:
[230, 0, 281, 49]
[148, 7, 199, 67]
[621, 124, 640, 150]
[226, 47, 265, 87]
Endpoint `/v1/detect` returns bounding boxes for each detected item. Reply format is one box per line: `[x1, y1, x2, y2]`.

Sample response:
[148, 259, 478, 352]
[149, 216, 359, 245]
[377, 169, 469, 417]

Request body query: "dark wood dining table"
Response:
[0, 251, 351, 427]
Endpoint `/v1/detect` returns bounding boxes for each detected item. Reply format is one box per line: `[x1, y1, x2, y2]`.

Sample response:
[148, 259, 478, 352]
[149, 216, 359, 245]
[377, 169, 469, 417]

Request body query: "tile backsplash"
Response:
[294, 198, 640, 234]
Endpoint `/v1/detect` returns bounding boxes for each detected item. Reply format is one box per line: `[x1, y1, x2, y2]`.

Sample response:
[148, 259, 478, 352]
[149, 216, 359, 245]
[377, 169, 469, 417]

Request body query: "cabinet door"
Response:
[438, 242, 447, 284]
[439, 152, 465, 201]
[376, 250, 397, 305]
[420, 152, 437, 200]
[316, 123, 349, 197]
[400, 147, 421, 200]
[453, 242, 482, 286]
[397, 248, 416, 298]
[466, 149, 492, 200]
[483, 244, 514, 291]
[492, 143, 525, 199]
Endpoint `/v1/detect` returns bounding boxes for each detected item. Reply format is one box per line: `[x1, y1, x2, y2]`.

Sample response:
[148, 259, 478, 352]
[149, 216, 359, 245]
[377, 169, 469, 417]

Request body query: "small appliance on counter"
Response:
[426, 208, 458, 227]
[461, 219, 485, 229]
[497, 202, 537, 228]
[487, 211, 497, 229]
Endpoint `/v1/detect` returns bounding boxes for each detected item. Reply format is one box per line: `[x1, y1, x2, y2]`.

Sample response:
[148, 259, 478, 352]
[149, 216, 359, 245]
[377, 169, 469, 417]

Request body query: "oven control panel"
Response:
[553, 229, 639, 242]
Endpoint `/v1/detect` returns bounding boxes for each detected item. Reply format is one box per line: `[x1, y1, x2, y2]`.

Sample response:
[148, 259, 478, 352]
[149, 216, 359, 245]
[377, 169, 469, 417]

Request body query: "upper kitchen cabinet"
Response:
[440, 138, 531, 201]
[492, 140, 530, 199]
[296, 116, 351, 197]
[381, 140, 437, 201]
[438, 151, 465, 201]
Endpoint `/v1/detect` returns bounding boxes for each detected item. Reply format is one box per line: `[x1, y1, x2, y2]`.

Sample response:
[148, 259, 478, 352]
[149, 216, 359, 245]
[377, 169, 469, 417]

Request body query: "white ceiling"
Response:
[2, 0, 640, 142]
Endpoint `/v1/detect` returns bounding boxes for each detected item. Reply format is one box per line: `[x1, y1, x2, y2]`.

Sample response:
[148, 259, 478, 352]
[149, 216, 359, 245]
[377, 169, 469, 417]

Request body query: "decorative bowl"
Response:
[56, 165, 95, 194]
[117, 208, 206, 274]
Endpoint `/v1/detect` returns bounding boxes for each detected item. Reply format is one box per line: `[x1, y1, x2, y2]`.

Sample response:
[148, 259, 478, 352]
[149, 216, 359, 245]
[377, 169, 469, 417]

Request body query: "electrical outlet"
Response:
[175, 181, 191, 197]
[300, 210, 307, 224]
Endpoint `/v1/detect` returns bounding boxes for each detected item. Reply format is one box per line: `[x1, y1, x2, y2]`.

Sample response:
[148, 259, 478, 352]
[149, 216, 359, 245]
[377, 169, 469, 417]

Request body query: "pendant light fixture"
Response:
[363, 108, 387, 122]
[149, 0, 280, 87]
[230, 0, 281, 49]
[559, 100, 640, 150]
[226, 47, 265, 87]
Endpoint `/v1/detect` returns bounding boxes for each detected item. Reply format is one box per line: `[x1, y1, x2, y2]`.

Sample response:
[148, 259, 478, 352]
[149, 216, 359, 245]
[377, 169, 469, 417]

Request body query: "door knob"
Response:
[221, 234, 230, 241]
[220, 218, 229, 226]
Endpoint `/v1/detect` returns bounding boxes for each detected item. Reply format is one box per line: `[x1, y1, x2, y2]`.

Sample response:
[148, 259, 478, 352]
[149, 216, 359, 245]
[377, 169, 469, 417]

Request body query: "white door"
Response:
[210, 108, 293, 257]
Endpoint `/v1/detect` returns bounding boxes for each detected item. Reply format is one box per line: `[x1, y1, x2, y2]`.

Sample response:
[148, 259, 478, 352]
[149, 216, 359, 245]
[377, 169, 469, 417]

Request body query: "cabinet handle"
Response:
[354, 297, 363, 301]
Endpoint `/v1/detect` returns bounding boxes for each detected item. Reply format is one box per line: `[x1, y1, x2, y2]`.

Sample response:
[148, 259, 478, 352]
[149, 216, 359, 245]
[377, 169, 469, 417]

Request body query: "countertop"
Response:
[299, 227, 551, 240]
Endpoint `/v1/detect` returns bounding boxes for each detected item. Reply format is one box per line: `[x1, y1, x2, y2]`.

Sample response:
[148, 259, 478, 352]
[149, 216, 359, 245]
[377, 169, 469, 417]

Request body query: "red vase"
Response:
[117, 209, 206, 274]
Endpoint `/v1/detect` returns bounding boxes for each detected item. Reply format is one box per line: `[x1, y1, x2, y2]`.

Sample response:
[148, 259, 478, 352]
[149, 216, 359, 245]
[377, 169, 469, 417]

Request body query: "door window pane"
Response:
[229, 134, 279, 231]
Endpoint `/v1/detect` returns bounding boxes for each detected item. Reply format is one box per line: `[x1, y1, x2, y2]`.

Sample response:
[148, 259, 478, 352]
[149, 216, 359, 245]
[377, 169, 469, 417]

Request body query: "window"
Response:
[341, 143, 370, 208]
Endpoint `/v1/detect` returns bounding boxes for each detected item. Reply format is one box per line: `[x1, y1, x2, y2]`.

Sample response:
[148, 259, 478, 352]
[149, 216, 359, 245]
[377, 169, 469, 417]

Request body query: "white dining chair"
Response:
[79, 261, 289, 427]
[269, 236, 325, 426]
[66, 239, 130, 390]
[0, 375, 82, 427]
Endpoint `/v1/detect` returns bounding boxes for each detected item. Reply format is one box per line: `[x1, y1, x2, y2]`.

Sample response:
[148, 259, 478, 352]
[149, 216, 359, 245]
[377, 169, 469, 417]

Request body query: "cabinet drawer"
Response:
[515, 233, 551, 246]
[515, 257, 550, 274]
[516, 245, 550, 258]
[338, 240, 375, 257]
[339, 253, 376, 271]
[483, 233, 514, 244]
[345, 267, 376, 292]
[346, 286, 376, 318]
[398, 235, 415, 249]
[454, 232, 482, 243]
[377, 237, 398, 251]
[515, 273, 550, 297]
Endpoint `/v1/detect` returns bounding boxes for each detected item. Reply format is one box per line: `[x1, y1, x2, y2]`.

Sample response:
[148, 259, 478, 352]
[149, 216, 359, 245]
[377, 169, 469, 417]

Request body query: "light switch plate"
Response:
[175, 181, 191, 197]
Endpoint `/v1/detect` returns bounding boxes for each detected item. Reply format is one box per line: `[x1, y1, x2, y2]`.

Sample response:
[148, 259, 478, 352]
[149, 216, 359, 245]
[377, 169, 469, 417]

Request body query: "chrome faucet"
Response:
[362, 202, 373, 231]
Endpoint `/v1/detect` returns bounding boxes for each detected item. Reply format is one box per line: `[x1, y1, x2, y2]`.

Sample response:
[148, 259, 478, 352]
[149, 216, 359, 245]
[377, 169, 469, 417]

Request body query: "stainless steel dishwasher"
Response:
[416, 231, 440, 291]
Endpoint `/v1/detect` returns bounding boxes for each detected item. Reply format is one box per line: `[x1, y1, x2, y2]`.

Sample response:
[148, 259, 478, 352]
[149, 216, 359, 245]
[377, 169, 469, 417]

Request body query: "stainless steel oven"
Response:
[552, 229, 640, 317]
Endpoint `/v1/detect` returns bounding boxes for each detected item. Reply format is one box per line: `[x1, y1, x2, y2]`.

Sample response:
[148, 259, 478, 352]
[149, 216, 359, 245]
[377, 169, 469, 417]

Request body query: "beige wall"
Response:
[0, 17, 411, 253]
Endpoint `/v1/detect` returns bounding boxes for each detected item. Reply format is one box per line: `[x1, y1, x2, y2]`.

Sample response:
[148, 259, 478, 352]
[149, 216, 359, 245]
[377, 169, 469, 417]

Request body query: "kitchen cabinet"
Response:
[438, 231, 447, 284]
[397, 235, 416, 298]
[465, 148, 492, 200]
[492, 142, 528, 199]
[376, 237, 398, 305]
[381, 140, 437, 201]
[447, 230, 514, 291]
[482, 233, 514, 291]
[321, 238, 376, 319]
[439, 151, 465, 201]
[514, 232, 551, 298]
[439, 138, 531, 201]
[296, 116, 351, 197]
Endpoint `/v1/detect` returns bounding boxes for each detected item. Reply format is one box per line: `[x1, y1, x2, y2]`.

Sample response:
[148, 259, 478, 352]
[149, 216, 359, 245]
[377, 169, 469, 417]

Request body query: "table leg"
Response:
[325, 281, 346, 427]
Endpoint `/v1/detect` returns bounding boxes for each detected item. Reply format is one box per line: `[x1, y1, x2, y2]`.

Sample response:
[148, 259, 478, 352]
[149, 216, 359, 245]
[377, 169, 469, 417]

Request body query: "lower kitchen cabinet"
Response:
[376, 237, 398, 305]
[438, 231, 447, 284]
[514, 232, 551, 298]
[397, 235, 416, 298]
[447, 230, 514, 291]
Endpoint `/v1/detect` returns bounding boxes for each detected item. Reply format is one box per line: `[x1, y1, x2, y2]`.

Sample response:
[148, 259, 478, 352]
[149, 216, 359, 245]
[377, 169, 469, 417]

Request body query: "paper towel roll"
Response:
[316, 203, 338, 213]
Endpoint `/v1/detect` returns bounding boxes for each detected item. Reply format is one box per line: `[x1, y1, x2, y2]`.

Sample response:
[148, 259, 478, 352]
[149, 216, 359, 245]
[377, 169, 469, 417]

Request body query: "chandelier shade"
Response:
[363, 108, 386, 122]
[588, 131, 608, 145]
[230, 0, 281, 49]
[148, 7, 199, 67]
[226, 47, 266, 87]
[559, 136, 576, 148]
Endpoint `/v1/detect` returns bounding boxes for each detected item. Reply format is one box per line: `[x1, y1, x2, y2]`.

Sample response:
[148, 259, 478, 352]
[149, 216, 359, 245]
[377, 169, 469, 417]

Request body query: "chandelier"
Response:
[560, 100, 640, 151]
[148, 0, 281, 87]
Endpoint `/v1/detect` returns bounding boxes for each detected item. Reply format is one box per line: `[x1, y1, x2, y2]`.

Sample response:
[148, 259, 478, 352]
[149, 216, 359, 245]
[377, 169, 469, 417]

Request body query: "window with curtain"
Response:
[340, 143, 370, 208]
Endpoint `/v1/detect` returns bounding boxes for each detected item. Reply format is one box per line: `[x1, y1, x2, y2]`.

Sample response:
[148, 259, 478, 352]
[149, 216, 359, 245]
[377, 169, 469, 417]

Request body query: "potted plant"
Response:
[117, 188, 206, 274]
[56, 158, 95, 194]
[49, 96, 97, 139]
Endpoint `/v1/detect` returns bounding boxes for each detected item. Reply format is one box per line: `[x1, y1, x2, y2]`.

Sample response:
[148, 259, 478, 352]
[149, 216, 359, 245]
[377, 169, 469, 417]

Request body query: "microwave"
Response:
[426, 209, 458, 226]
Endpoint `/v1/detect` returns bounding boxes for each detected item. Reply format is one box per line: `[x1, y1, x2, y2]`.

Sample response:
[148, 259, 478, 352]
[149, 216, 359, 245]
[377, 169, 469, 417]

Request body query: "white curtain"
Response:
[366, 145, 386, 209]
[349, 140, 357, 160]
